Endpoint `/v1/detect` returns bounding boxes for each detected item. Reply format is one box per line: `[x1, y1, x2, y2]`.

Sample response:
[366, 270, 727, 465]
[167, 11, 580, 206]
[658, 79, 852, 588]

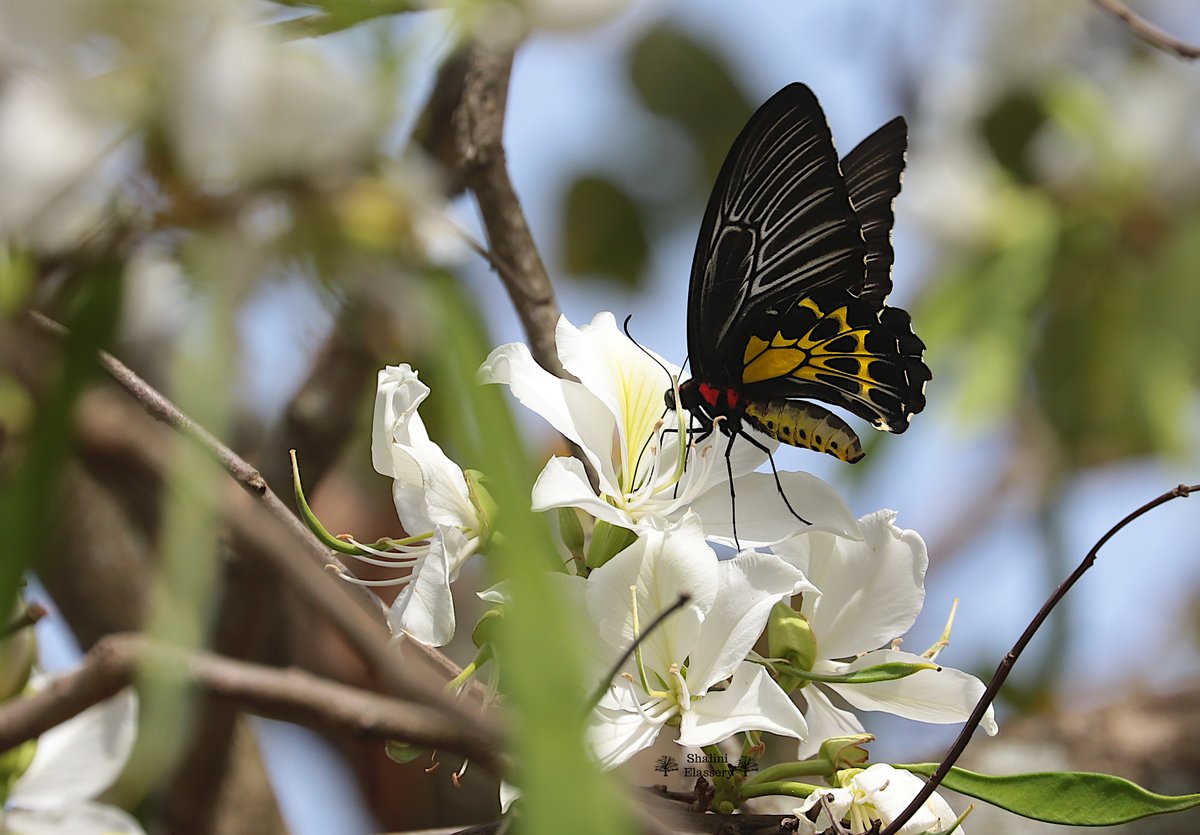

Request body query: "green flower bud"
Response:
[471, 606, 504, 650]
[820, 735, 873, 773]
[557, 507, 586, 559]
[584, 520, 637, 570]
[766, 601, 816, 693]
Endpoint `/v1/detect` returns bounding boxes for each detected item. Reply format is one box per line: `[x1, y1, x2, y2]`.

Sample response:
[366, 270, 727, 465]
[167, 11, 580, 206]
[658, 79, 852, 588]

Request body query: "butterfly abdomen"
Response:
[742, 398, 864, 463]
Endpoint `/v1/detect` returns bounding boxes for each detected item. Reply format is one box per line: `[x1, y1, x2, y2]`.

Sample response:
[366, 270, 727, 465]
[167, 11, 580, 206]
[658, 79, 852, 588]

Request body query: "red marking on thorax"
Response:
[697, 382, 742, 413]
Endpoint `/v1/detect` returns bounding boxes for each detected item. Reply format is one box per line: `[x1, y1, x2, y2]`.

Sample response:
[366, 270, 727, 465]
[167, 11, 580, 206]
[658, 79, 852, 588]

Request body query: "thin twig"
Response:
[0, 633, 502, 767]
[586, 594, 692, 711]
[880, 482, 1198, 835]
[1091, 0, 1200, 60]
[71, 388, 496, 739]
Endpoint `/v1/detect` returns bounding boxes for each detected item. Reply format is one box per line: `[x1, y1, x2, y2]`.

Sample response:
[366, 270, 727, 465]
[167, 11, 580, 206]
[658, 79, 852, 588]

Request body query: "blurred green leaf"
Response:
[561, 174, 649, 289]
[628, 23, 752, 183]
[981, 91, 1046, 184]
[425, 272, 630, 835]
[0, 265, 122, 614]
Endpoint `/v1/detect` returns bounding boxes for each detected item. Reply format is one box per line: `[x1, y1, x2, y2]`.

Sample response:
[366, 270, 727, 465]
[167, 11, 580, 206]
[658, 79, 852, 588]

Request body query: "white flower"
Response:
[3, 686, 144, 835]
[795, 763, 962, 835]
[584, 512, 811, 769]
[0, 75, 113, 249]
[774, 511, 997, 759]
[167, 11, 380, 191]
[480, 312, 860, 547]
[345, 364, 485, 647]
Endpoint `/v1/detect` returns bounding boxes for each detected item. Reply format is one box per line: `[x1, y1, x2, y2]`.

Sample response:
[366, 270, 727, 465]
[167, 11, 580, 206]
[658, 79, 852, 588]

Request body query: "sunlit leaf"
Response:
[900, 763, 1200, 825]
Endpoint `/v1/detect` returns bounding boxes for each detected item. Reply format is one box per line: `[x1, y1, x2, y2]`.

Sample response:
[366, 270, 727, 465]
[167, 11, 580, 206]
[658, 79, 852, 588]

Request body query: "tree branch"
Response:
[880, 482, 1199, 835]
[0, 633, 500, 766]
[1091, 0, 1200, 60]
[69, 378, 498, 761]
[420, 41, 565, 377]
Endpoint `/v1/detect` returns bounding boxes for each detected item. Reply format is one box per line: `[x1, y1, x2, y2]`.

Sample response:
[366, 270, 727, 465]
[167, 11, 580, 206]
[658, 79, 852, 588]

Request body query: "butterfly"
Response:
[666, 83, 930, 523]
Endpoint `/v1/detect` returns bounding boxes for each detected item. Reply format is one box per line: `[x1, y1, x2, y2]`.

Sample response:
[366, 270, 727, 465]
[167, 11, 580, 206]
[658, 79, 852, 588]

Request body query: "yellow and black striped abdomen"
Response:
[742, 399, 864, 463]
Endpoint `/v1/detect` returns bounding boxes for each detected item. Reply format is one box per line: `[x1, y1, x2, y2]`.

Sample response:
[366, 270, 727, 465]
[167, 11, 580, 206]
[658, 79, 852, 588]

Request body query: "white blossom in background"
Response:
[583, 512, 811, 768]
[0, 76, 114, 248]
[360, 364, 486, 647]
[2, 686, 143, 835]
[168, 12, 381, 191]
[773, 511, 996, 759]
[794, 763, 962, 835]
[480, 312, 861, 547]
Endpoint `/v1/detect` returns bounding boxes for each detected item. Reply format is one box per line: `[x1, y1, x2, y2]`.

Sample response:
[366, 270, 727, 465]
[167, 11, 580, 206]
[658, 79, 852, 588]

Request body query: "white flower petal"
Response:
[584, 513, 716, 674]
[531, 456, 639, 529]
[824, 649, 997, 735]
[689, 552, 805, 690]
[556, 312, 676, 488]
[795, 684, 866, 761]
[373, 365, 476, 533]
[587, 699, 672, 769]
[386, 528, 467, 647]
[12, 687, 137, 806]
[794, 786, 854, 832]
[854, 764, 962, 835]
[691, 471, 862, 547]
[780, 510, 926, 659]
[2, 801, 146, 835]
[480, 341, 620, 494]
[677, 662, 807, 747]
[499, 780, 521, 814]
[372, 365, 432, 478]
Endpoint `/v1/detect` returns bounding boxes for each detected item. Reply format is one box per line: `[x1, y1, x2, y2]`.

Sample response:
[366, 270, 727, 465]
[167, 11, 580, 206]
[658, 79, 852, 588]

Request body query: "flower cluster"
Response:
[356, 312, 996, 831]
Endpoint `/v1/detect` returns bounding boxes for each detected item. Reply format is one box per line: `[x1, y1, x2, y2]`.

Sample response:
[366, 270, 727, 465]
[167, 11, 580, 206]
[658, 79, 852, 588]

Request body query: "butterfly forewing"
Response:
[839, 116, 907, 305]
[688, 84, 866, 384]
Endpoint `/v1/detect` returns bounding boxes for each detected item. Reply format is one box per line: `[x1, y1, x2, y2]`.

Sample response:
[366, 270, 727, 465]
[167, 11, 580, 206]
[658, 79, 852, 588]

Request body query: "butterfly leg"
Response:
[735, 430, 812, 527]
[724, 429, 742, 551]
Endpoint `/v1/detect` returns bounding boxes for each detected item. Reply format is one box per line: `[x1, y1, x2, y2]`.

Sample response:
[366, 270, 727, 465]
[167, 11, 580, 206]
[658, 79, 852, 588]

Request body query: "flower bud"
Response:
[584, 520, 637, 570]
[767, 601, 816, 693]
[557, 507, 586, 560]
[820, 735, 872, 773]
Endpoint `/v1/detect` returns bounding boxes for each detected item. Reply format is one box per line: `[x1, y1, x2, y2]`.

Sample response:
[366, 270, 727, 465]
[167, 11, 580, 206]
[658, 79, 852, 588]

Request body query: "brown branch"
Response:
[0, 633, 500, 765]
[1091, 0, 1200, 60]
[425, 41, 565, 377]
[70, 382, 499, 761]
[881, 482, 1199, 835]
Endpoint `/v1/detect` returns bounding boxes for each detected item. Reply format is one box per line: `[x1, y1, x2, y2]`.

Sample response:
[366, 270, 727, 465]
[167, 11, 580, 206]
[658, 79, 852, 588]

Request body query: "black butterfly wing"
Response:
[687, 83, 866, 385]
[840, 116, 907, 305]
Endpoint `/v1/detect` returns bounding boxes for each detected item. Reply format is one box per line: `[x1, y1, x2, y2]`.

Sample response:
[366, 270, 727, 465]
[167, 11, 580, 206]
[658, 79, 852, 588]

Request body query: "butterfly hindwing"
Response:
[688, 83, 866, 384]
[740, 287, 929, 432]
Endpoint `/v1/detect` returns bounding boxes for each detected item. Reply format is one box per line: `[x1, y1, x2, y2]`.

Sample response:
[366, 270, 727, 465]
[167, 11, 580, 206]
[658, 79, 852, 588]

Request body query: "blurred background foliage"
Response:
[0, 0, 1198, 833]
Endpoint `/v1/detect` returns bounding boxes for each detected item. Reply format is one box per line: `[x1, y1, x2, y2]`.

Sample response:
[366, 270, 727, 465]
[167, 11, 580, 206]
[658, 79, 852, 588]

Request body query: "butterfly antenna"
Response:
[623, 314, 676, 389]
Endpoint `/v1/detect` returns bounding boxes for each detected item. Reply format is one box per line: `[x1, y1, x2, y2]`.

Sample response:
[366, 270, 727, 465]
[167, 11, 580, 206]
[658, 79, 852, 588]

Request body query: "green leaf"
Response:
[561, 175, 649, 289]
[899, 763, 1200, 825]
[775, 660, 936, 685]
[426, 272, 632, 835]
